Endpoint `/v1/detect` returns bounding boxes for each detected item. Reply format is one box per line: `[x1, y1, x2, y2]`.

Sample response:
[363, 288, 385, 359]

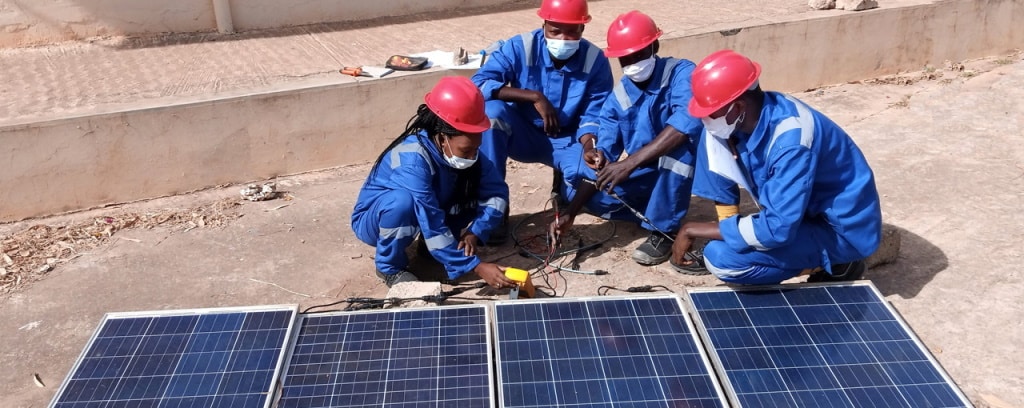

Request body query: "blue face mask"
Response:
[546, 38, 580, 60]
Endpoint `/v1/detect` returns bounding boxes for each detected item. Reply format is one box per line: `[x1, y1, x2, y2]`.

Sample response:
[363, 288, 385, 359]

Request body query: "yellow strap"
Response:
[716, 204, 740, 221]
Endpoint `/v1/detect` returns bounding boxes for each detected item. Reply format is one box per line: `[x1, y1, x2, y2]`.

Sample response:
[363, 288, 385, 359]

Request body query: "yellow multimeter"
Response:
[504, 267, 536, 299]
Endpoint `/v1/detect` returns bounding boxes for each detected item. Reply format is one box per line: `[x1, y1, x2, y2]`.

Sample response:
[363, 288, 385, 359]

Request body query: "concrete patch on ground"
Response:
[385, 281, 443, 309]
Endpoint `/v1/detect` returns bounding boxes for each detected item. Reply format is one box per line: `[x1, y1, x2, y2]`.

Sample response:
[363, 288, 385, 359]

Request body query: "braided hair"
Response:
[370, 104, 482, 214]
[371, 104, 459, 174]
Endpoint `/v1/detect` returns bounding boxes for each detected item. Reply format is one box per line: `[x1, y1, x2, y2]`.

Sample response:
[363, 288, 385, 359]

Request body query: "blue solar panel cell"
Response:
[50, 306, 296, 408]
[278, 305, 493, 408]
[494, 296, 728, 408]
[688, 283, 972, 408]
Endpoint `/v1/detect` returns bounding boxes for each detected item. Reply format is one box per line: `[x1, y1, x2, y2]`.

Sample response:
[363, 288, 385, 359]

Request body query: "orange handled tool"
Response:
[341, 66, 372, 77]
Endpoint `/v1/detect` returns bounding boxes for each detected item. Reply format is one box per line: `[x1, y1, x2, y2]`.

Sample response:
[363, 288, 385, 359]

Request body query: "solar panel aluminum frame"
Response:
[684, 281, 973, 408]
[48, 304, 300, 408]
[277, 304, 497, 408]
[491, 294, 729, 408]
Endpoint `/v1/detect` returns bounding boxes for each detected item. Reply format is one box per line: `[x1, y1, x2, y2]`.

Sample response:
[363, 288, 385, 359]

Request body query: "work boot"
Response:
[632, 232, 673, 265]
[670, 242, 709, 275]
[807, 260, 867, 282]
[375, 270, 419, 287]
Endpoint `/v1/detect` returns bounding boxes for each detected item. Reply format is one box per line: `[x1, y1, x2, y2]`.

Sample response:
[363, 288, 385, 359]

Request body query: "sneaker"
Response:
[375, 270, 419, 287]
[807, 260, 867, 283]
[632, 232, 673, 265]
[670, 245, 710, 275]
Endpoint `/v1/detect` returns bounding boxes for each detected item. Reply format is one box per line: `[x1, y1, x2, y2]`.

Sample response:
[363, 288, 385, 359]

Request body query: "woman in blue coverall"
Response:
[672, 50, 883, 285]
[351, 77, 515, 289]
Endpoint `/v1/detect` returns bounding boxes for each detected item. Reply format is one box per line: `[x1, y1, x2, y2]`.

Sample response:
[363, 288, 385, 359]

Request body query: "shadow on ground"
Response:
[868, 224, 948, 299]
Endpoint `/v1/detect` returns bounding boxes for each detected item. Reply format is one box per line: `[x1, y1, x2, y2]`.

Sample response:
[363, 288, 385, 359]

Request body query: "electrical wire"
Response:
[510, 206, 616, 276]
[597, 285, 675, 296]
[301, 282, 490, 313]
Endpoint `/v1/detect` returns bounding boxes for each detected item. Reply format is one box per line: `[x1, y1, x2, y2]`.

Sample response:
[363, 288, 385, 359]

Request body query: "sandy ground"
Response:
[1, 55, 1022, 407]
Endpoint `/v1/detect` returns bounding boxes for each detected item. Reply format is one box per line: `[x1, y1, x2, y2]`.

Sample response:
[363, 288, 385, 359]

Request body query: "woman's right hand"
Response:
[475, 263, 516, 289]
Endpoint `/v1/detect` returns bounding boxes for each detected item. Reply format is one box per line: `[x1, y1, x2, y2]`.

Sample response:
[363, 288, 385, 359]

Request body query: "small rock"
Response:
[837, 0, 878, 11]
[37, 264, 53, 274]
[0, 267, 7, 276]
[866, 224, 901, 269]
[808, 0, 836, 9]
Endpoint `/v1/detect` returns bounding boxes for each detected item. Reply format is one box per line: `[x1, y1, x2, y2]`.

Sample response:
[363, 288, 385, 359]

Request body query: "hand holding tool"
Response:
[581, 178, 675, 242]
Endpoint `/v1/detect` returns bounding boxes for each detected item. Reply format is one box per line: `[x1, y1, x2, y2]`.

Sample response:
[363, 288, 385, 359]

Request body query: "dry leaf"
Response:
[2, 253, 12, 265]
[33, 373, 45, 388]
[19, 249, 31, 257]
[0, 267, 7, 276]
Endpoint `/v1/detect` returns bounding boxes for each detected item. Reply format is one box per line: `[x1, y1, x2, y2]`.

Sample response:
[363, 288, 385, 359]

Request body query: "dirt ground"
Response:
[2, 54, 1022, 407]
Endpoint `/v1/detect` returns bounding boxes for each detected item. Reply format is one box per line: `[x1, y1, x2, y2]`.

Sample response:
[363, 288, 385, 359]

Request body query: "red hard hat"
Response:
[537, 0, 591, 24]
[604, 11, 662, 58]
[424, 76, 491, 133]
[688, 50, 762, 118]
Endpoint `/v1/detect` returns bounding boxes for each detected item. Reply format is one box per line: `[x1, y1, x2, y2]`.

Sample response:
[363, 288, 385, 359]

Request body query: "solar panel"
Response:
[277, 304, 493, 408]
[493, 295, 728, 408]
[49, 305, 298, 408]
[687, 282, 972, 408]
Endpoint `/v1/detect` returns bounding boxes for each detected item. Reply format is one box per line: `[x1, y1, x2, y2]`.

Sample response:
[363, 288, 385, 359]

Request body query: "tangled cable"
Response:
[509, 198, 618, 296]
[301, 282, 490, 313]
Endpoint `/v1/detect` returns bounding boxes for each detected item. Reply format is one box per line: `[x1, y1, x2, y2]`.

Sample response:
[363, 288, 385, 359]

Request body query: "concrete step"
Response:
[1, 0, 1021, 221]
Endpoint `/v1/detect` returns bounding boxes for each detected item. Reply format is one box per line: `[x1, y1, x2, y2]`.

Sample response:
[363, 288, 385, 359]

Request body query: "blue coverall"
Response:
[692, 92, 883, 284]
[351, 131, 509, 280]
[573, 56, 704, 230]
[471, 28, 613, 193]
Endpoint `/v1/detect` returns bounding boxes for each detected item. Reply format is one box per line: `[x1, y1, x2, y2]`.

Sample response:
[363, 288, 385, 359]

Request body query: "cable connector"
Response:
[627, 285, 654, 293]
[420, 294, 448, 303]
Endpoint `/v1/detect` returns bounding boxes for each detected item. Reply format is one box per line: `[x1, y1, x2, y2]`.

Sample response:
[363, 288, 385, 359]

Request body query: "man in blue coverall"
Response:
[671, 50, 883, 285]
[352, 77, 515, 289]
[549, 11, 707, 271]
[471, 0, 613, 241]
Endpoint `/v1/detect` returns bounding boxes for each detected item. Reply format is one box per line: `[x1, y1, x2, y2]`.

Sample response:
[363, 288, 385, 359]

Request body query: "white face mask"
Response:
[622, 55, 656, 83]
[441, 136, 478, 170]
[546, 38, 580, 60]
[701, 103, 745, 140]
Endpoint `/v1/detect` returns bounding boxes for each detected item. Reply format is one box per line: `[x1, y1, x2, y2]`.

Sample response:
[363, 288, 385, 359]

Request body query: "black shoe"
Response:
[632, 232, 673, 265]
[807, 260, 867, 282]
[375, 270, 419, 287]
[670, 245, 710, 275]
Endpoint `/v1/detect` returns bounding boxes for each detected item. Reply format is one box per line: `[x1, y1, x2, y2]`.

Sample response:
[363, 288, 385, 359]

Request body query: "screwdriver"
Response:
[341, 66, 373, 77]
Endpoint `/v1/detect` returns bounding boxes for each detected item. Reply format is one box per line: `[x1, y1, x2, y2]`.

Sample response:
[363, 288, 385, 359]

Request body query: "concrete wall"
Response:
[0, 0, 522, 48]
[659, 0, 1024, 92]
[1, 0, 1022, 221]
[0, 70, 460, 220]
